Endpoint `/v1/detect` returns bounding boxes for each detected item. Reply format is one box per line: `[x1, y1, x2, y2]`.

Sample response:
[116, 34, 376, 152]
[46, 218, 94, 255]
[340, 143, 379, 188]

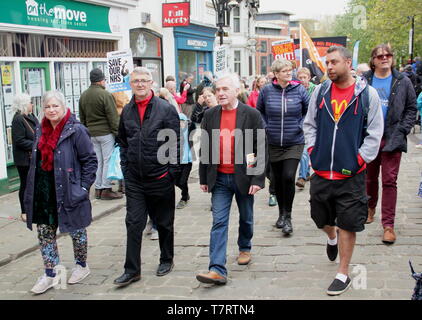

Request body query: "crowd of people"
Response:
[9, 43, 421, 297]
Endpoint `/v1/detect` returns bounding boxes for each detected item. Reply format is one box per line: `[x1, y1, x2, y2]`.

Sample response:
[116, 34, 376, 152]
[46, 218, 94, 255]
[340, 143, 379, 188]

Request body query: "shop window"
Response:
[178, 50, 197, 86]
[260, 56, 267, 75]
[0, 33, 13, 56]
[260, 41, 267, 53]
[234, 50, 241, 76]
[0, 62, 16, 163]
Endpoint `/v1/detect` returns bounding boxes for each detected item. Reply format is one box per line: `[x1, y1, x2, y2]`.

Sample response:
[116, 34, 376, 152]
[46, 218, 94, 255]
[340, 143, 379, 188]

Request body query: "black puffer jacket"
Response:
[117, 94, 180, 180]
[11, 112, 39, 166]
[363, 69, 417, 153]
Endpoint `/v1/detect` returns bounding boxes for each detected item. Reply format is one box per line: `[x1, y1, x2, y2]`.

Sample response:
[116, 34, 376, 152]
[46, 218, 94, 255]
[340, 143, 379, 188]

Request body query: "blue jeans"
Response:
[209, 173, 254, 277]
[298, 150, 310, 180]
[91, 134, 115, 189]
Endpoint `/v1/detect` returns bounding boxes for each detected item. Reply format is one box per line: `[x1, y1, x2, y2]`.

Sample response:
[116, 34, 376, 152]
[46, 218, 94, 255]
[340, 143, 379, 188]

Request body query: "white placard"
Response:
[106, 49, 134, 92]
[214, 45, 228, 77]
[63, 63, 72, 80]
[71, 63, 80, 79]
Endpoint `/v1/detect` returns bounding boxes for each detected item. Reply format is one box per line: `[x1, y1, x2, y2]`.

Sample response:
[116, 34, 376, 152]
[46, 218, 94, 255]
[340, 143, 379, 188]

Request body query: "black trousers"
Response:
[124, 173, 175, 275]
[265, 159, 276, 195]
[17, 165, 30, 214]
[271, 159, 300, 214]
[176, 163, 192, 201]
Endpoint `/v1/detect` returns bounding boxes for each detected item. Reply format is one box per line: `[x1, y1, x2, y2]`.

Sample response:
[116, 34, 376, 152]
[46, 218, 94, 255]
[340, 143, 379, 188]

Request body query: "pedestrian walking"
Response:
[180, 74, 196, 118]
[304, 46, 384, 296]
[114, 67, 180, 287]
[247, 75, 267, 108]
[296, 67, 316, 190]
[79, 68, 122, 200]
[363, 44, 417, 244]
[11, 93, 39, 223]
[24, 90, 97, 294]
[196, 73, 265, 285]
[256, 58, 310, 235]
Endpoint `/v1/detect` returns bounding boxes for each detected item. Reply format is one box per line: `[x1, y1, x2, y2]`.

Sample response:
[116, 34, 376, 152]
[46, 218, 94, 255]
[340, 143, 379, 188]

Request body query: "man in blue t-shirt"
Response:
[372, 74, 392, 123]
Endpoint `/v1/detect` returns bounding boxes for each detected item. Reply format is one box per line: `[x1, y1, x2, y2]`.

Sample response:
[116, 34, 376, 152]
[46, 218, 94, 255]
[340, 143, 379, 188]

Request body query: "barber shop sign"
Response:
[162, 2, 190, 27]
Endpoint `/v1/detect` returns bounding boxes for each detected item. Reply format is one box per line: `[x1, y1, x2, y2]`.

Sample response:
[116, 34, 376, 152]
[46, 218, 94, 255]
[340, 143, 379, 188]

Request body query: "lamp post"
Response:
[408, 15, 415, 63]
[211, 0, 260, 46]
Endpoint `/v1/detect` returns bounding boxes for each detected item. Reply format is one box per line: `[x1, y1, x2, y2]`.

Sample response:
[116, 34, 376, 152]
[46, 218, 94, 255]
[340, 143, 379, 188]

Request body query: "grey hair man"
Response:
[114, 66, 181, 287]
[196, 72, 266, 285]
[304, 46, 384, 296]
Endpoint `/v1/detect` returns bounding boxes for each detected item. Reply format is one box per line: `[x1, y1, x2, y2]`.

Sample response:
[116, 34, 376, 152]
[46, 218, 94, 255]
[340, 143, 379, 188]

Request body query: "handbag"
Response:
[106, 146, 123, 180]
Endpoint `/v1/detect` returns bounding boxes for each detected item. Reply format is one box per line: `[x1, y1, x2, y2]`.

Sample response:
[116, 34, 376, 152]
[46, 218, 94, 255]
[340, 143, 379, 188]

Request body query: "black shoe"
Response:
[156, 262, 174, 276]
[282, 212, 293, 235]
[275, 213, 286, 229]
[113, 273, 141, 287]
[326, 242, 338, 261]
[327, 276, 352, 296]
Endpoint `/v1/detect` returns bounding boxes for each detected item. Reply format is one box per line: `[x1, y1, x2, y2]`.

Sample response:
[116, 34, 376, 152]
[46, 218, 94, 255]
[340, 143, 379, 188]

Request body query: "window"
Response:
[233, 7, 240, 33]
[234, 50, 241, 76]
[0, 62, 16, 163]
[260, 41, 267, 53]
[260, 56, 267, 75]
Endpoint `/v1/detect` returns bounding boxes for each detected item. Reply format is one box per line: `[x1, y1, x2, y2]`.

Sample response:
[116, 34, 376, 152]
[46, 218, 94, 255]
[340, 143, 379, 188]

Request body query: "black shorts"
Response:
[309, 172, 368, 232]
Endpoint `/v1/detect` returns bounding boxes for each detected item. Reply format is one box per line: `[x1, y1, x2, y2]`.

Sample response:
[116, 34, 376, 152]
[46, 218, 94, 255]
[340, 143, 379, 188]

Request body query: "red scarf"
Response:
[38, 109, 71, 171]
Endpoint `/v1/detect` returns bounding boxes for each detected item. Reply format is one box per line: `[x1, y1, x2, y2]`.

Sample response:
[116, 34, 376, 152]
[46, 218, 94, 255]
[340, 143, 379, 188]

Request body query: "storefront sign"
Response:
[0, 0, 111, 33]
[162, 2, 190, 27]
[107, 49, 134, 93]
[1, 66, 12, 85]
[214, 45, 228, 76]
[272, 40, 296, 61]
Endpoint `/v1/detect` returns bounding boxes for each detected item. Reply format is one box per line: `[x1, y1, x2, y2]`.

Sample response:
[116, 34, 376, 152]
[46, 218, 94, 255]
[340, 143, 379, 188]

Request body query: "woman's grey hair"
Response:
[131, 67, 152, 79]
[216, 73, 241, 89]
[12, 93, 31, 114]
[42, 90, 68, 113]
[271, 58, 293, 73]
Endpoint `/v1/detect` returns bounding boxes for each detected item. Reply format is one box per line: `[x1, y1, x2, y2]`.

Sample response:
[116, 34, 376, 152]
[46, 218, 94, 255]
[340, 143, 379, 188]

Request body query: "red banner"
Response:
[271, 40, 296, 61]
[162, 2, 190, 27]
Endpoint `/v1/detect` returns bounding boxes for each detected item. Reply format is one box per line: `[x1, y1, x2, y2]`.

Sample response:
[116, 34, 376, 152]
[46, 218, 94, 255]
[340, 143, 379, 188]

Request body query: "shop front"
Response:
[174, 24, 216, 87]
[0, 0, 134, 194]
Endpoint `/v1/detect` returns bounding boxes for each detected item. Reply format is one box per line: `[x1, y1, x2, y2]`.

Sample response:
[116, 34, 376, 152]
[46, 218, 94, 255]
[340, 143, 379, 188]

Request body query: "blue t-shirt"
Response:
[372, 74, 392, 123]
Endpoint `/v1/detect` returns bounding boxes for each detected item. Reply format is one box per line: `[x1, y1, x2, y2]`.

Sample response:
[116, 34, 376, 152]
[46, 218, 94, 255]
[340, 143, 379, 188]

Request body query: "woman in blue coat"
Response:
[257, 58, 310, 235]
[24, 90, 97, 294]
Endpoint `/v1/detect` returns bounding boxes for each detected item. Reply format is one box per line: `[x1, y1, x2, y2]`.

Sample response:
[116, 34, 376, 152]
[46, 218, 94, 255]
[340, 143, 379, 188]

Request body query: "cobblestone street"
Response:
[0, 134, 421, 300]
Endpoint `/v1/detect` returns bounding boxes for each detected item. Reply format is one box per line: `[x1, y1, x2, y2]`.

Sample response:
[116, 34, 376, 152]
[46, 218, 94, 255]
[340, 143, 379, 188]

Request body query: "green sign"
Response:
[0, 0, 111, 33]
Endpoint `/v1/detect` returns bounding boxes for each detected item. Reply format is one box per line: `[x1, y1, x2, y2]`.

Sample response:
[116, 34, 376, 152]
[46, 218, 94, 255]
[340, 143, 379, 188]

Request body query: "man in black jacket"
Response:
[114, 67, 180, 287]
[196, 73, 266, 285]
[363, 44, 417, 244]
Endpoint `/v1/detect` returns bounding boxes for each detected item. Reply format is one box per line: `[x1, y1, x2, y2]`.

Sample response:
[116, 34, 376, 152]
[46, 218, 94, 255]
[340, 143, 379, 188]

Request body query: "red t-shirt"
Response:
[136, 91, 153, 124]
[218, 108, 237, 174]
[331, 83, 355, 122]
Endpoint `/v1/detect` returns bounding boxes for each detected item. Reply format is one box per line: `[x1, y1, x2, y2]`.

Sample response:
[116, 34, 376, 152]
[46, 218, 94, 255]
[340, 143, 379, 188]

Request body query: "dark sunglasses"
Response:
[375, 54, 393, 60]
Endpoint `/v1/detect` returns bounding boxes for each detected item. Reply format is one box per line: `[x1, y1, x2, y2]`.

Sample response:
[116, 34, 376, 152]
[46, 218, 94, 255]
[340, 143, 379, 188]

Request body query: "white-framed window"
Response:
[233, 7, 240, 33]
[234, 50, 241, 75]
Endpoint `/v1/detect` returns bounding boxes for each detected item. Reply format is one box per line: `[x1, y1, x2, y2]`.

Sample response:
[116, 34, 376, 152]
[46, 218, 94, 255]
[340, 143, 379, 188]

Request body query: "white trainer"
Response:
[68, 264, 90, 284]
[30, 274, 59, 294]
[150, 228, 159, 240]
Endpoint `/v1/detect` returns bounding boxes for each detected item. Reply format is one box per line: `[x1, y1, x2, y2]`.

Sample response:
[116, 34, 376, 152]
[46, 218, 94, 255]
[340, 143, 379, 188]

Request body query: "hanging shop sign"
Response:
[162, 2, 190, 27]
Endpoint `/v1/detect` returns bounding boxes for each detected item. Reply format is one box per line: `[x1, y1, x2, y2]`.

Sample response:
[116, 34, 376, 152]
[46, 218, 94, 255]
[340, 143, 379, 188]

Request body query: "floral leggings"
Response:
[37, 224, 87, 269]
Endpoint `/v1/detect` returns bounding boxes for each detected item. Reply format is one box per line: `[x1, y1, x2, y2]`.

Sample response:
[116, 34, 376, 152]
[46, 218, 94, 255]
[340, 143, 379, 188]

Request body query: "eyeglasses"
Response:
[375, 54, 393, 60]
[131, 79, 152, 85]
[43, 104, 61, 110]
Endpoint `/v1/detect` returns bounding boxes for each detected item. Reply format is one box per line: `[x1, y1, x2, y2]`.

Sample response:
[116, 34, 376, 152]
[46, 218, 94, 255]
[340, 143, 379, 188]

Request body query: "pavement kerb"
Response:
[0, 202, 125, 268]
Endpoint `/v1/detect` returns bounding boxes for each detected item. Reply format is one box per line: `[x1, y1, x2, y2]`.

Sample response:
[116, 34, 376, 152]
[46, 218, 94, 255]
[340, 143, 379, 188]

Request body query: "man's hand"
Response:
[200, 184, 208, 192]
[248, 185, 261, 195]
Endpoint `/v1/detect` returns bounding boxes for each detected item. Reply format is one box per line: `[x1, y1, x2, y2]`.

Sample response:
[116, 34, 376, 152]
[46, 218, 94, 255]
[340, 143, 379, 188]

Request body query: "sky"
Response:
[258, 0, 349, 19]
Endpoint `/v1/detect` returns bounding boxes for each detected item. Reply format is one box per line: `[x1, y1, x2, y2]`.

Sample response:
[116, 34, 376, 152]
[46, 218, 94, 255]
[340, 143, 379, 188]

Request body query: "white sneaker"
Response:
[150, 228, 159, 240]
[145, 219, 153, 235]
[68, 264, 90, 284]
[30, 274, 59, 294]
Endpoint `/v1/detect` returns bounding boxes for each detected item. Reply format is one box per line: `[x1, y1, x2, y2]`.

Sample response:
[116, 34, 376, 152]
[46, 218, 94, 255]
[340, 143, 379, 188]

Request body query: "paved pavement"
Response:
[0, 132, 421, 300]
